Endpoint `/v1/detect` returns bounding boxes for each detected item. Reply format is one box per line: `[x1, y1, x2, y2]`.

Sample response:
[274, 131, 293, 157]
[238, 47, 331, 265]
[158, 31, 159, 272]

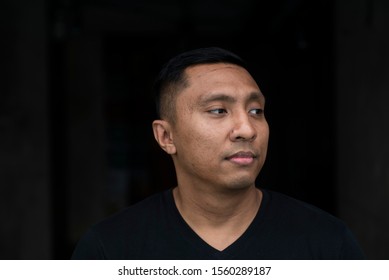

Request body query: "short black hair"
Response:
[153, 47, 248, 122]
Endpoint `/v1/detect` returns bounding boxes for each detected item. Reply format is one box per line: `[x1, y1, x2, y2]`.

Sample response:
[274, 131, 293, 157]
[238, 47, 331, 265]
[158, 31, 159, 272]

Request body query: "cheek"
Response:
[257, 122, 269, 142]
[178, 124, 221, 161]
[179, 113, 220, 142]
[187, 128, 219, 153]
[258, 127, 270, 160]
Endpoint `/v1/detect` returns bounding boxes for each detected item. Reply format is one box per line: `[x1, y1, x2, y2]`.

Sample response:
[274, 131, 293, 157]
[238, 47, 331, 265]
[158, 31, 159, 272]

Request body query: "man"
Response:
[72, 47, 365, 259]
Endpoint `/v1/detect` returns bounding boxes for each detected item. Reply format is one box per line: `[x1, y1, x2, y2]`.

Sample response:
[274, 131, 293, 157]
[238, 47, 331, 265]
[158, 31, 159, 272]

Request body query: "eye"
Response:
[249, 108, 264, 115]
[208, 108, 228, 115]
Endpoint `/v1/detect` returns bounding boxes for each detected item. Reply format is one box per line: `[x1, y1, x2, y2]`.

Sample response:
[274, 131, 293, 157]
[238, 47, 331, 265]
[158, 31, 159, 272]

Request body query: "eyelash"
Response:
[209, 108, 228, 114]
[249, 108, 264, 115]
[208, 108, 264, 115]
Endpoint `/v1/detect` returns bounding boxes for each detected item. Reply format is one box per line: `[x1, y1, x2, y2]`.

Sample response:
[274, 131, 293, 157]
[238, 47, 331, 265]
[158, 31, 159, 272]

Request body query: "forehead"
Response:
[181, 63, 264, 103]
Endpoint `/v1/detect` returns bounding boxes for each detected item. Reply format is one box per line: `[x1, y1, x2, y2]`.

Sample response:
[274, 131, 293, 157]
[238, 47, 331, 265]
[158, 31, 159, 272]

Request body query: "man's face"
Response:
[170, 63, 269, 192]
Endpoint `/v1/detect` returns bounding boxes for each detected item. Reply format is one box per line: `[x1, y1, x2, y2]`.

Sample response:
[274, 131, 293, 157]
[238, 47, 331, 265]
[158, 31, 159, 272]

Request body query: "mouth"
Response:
[225, 151, 257, 165]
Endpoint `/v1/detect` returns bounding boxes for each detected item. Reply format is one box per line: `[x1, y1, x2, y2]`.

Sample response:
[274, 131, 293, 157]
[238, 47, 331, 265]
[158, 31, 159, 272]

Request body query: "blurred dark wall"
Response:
[0, 0, 388, 259]
[335, 0, 389, 259]
[0, 0, 51, 259]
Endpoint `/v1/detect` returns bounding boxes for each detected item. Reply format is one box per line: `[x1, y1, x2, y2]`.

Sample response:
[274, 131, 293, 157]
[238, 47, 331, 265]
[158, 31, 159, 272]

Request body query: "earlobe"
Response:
[152, 120, 177, 155]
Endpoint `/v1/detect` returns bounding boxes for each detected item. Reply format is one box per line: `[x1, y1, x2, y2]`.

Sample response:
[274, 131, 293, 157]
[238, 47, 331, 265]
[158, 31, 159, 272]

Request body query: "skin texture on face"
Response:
[153, 63, 269, 195]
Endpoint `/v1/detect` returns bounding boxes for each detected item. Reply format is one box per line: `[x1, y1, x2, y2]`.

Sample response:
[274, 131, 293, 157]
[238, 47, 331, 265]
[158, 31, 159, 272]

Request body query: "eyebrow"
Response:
[198, 91, 265, 107]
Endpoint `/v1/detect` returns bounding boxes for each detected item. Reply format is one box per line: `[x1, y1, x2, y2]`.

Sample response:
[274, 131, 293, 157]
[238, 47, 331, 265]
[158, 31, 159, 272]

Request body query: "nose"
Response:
[229, 112, 257, 142]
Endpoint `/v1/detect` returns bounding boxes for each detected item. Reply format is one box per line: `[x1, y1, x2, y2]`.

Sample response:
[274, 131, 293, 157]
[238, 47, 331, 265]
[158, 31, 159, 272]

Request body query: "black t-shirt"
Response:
[71, 188, 366, 259]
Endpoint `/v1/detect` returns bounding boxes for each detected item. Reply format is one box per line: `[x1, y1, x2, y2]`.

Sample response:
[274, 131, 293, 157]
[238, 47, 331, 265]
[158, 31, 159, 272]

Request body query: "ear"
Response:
[152, 120, 177, 155]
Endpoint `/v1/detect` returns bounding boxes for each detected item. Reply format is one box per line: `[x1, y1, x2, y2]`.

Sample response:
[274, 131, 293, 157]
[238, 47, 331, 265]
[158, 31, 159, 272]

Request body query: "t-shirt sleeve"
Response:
[71, 228, 106, 260]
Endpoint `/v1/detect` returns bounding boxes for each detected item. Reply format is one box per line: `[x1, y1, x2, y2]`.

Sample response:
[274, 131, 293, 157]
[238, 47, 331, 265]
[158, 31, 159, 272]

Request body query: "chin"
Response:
[223, 176, 256, 191]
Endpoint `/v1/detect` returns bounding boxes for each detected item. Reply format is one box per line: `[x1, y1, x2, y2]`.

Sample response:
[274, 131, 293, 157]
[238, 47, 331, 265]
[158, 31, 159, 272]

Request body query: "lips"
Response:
[226, 151, 257, 165]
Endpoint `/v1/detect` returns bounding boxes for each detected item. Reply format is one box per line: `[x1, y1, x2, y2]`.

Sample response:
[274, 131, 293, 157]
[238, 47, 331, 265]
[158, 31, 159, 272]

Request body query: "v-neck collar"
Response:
[165, 188, 269, 259]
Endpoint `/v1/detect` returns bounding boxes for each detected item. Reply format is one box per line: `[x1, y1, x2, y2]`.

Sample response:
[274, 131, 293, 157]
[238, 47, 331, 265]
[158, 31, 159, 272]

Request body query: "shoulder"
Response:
[92, 189, 170, 233]
[263, 188, 342, 225]
[71, 189, 172, 259]
[260, 189, 366, 259]
[261, 188, 353, 242]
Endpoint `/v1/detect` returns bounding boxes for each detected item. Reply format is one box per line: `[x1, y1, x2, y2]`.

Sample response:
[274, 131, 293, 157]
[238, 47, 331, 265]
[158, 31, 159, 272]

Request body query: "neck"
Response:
[174, 185, 260, 221]
[173, 184, 262, 250]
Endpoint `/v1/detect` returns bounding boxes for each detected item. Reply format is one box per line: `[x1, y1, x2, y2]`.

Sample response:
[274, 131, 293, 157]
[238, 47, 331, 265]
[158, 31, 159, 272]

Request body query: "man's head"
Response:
[152, 47, 269, 192]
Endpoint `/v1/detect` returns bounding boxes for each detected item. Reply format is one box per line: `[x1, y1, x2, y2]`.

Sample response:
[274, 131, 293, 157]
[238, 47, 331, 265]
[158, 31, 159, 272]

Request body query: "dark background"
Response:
[1, 0, 388, 259]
